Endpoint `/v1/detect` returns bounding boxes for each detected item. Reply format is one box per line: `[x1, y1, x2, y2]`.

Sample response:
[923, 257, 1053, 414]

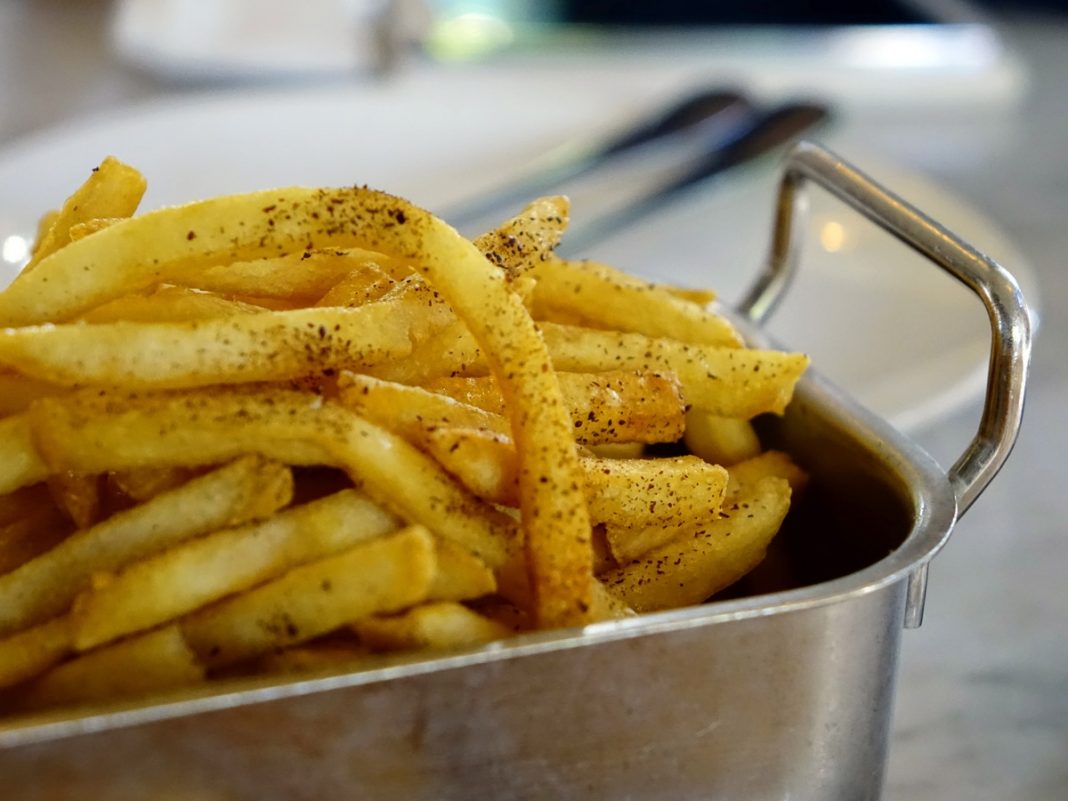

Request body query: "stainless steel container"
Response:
[0, 143, 1032, 800]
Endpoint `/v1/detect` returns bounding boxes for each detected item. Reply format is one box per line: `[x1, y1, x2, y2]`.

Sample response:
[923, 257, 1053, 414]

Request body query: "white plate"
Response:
[0, 66, 1037, 432]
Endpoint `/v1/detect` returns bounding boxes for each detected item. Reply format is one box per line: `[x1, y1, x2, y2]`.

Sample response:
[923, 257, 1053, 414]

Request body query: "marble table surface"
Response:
[0, 2, 1065, 799]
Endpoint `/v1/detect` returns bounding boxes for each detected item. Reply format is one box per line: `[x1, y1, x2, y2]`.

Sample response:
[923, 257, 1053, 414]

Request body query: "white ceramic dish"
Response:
[0, 69, 1037, 431]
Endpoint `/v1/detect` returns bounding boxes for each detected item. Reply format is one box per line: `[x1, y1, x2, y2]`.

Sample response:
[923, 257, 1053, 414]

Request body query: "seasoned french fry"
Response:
[166, 249, 405, 303]
[29, 389, 519, 569]
[0, 617, 72, 689]
[684, 410, 763, 466]
[182, 525, 436, 669]
[429, 537, 497, 602]
[727, 450, 809, 498]
[30, 210, 59, 257]
[71, 489, 402, 651]
[0, 414, 50, 495]
[585, 455, 728, 529]
[354, 601, 511, 652]
[67, 217, 122, 242]
[368, 319, 483, 384]
[0, 303, 424, 389]
[420, 370, 686, 446]
[540, 323, 809, 418]
[423, 427, 518, 505]
[600, 477, 791, 612]
[530, 258, 742, 347]
[421, 429, 730, 543]
[314, 263, 397, 307]
[0, 456, 293, 636]
[78, 286, 267, 323]
[474, 196, 569, 276]
[338, 372, 505, 442]
[666, 286, 716, 306]
[14, 624, 203, 711]
[20, 157, 146, 275]
[377, 322, 807, 418]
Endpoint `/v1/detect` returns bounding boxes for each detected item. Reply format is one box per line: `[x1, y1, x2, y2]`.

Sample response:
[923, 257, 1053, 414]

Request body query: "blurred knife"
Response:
[559, 101, 831, 256]
[443, 88, 753, 230]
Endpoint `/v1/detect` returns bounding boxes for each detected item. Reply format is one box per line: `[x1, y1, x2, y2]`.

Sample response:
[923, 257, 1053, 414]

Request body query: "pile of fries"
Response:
[0, 158, 809, 713]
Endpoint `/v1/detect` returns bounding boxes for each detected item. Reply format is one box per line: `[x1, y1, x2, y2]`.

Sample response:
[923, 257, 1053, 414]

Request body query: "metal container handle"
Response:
[737, 141, 1032, 627]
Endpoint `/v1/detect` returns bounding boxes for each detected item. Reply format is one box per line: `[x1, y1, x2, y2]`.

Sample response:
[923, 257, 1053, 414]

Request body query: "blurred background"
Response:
[0, 2, 1065, 799]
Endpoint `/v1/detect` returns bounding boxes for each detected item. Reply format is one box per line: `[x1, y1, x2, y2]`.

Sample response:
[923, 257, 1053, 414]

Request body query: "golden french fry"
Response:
[67, 217, 122, 242]
[0, 414, 50, 495]
[14, 624, 203, 711]
[423, 427, 518, 505]
[474, 196, 569, 276]
[684, 410, 763, 466]
[29, 389, 518, 569]
[314, 263, 397, 307]
[166, 249, 406, 304]
[530, 258, 742, 347]
[586, 456, 729, 565]
[601, 477, 791, 612]
[540, 323, 809, 418]
[78, 286, 267, 323]
[0, 456, 292, 636]
[354, 601, 511, 652]
[368, 319, 482, 384]
[0, 617, 72, 689]
[20, 157, 146, 276]
[377, 323, 806, 419]
[181, 525, 437, 669]
[586, 442, 645, 460]
[727, 450, 809, 498]
[30, 210, 59, 256]
[421, 370, 686, 446]
[0, 303, 422, 389]
[338, 372, 505, 443]
[429, 536, 497, 602]
[421, 431, 730, 545]
[71, 489, 402, 651]
[666, 286, 716, 305]
[584, 455, 728, 528]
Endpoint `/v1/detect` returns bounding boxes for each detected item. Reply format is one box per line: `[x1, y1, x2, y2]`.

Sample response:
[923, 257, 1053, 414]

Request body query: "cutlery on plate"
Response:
[558, 101, 831, 256]
[442, 88, 753, 229]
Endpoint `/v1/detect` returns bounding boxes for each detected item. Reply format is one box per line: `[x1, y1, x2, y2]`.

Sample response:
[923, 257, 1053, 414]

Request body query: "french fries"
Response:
[19, 157, 146, 275]
[0, 159, 810, 714]
[0, 456, 292, 637]
[529, 257, 743, 347]
[69, 489, 403, 651]
[600, 477, 792, 612]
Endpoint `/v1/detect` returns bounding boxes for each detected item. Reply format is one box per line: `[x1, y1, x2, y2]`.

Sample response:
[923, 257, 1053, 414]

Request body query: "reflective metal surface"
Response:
[740, 142, 1032, 626]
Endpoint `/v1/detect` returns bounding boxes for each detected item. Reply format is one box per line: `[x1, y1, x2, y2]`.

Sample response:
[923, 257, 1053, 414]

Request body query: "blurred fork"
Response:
[442, 87, 754, 231]
[559, 101, 831, 256]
